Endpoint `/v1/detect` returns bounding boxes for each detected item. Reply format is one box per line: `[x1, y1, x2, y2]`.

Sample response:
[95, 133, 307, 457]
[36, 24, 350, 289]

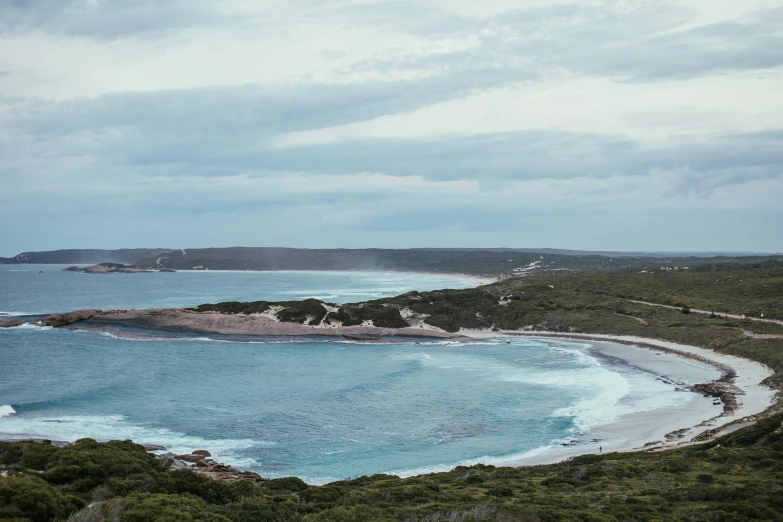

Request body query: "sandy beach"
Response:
[461, 330, 776, 466]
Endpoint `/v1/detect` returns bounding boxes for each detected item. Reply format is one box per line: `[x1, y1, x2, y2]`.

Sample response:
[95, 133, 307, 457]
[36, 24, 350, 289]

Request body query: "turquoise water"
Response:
[0, 265, 694, 483]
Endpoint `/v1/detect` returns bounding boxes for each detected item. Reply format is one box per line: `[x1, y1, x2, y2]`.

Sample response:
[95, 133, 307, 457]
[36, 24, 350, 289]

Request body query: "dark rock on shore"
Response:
[175, 453, 206, 463]
[40, 309, 102, 328]
[0, 319, 24, 328]
[163, 449, 267, 483]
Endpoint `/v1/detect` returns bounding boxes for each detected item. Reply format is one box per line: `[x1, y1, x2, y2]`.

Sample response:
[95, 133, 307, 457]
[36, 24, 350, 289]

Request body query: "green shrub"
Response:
[0, 475, 79, 522]
[114, 493, 232, 522]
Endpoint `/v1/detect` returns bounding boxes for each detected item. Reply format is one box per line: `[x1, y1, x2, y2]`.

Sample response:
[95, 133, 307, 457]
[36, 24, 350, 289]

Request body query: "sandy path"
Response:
[628, 299, 783, 325]
[742, 330, 783, 339]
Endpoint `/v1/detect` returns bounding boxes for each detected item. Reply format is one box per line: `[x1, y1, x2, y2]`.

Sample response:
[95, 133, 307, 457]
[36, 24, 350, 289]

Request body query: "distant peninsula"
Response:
[2, 246, 778, 277]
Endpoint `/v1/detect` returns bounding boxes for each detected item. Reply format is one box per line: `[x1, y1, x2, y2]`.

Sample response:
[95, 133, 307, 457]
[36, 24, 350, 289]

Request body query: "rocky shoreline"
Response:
[4, 308, 468, 340]
[154, 448, 264, 483]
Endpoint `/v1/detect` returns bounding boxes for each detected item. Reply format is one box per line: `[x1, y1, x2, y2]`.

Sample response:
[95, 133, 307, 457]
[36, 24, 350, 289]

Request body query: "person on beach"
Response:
[599, 446, 602, 454]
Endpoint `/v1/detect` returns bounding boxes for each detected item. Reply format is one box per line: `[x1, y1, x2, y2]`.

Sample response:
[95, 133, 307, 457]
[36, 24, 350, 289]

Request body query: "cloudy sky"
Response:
[1, 0, 782, 255]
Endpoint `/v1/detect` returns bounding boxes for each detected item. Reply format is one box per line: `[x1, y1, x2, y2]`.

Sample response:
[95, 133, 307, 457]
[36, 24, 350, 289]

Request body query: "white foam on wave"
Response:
[382, 444, 557, 480]
[1, 323, 53, 331]
[394, 344, 693, 436]
[93, 331, 316, 345]
[96, 331, 236, 343]
[0, 412, 272, 468]
[0, 405, 16, 418]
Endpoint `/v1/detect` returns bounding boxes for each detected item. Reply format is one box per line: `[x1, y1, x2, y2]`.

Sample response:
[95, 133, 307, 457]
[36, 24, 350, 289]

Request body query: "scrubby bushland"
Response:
[192, 301, 271, 315]
[192, 299, 411, 328]
[2, 415, 783, 521]
[275, 299, 328, 326]
[328, 303, 409, 328]
[191, 299, 329, 326]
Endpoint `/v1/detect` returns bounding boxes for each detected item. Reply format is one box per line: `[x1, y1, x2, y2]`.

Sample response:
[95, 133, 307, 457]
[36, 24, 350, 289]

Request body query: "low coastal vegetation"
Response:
[125, 247, 780, 276]
[190, 299, 410, 329]
[2, 414, 783, 521]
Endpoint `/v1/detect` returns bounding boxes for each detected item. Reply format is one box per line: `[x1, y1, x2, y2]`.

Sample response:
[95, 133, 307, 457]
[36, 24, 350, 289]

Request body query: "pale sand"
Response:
[462, 330, 776, 466]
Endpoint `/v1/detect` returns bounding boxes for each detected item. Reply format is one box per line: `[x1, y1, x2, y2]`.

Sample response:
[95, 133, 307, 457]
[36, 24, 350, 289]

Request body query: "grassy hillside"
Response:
[2, 414, 783, 521]
[132, 247, 779, 276]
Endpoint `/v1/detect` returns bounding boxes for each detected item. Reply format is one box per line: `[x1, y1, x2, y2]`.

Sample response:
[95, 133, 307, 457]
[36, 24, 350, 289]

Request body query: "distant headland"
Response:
[2, 247, 779, 277]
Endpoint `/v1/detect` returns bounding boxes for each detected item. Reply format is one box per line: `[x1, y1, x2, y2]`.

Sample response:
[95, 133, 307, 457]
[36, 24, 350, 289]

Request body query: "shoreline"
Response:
[2, 326, 775, 482]
[460, 330, 775, 465]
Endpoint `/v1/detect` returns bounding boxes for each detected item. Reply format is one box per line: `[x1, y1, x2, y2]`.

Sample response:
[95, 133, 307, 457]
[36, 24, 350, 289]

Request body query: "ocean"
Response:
[0, 265, 713, 483]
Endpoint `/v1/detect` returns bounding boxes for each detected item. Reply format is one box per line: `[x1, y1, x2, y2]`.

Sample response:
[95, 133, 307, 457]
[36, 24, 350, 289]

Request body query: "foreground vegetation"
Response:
[2, 414, 783, 521]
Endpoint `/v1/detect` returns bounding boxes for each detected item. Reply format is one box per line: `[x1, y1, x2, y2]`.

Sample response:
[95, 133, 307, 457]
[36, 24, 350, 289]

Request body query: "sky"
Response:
[1, 0, 782, 255]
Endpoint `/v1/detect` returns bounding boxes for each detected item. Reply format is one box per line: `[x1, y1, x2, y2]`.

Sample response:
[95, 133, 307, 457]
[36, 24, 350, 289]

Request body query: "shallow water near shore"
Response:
[0, 266, 722, 483]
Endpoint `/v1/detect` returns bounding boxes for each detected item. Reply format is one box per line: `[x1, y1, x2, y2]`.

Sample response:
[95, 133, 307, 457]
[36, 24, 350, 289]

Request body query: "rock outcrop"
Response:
[40, 310, 102, 328]
[156, 449, 266, 484]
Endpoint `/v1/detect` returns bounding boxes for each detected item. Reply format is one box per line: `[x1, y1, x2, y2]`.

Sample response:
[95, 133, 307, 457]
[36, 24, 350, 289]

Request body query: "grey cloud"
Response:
[327, 1, 472, 35]
[1, 0, 233, 39]
[576, 10, 783, 81]
[361, 207, 519, 232]
[0, 72, 526, 177]
[228, 131, 783, 191]
[4, 69, 521, 138]
[343, 3, 783, 83]
[2, 80, 781, 194]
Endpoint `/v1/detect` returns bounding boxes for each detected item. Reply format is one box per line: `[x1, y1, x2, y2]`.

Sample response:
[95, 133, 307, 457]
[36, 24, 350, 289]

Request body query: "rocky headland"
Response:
[30, 307, 466, 341]
[62, 263, 176, 274]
